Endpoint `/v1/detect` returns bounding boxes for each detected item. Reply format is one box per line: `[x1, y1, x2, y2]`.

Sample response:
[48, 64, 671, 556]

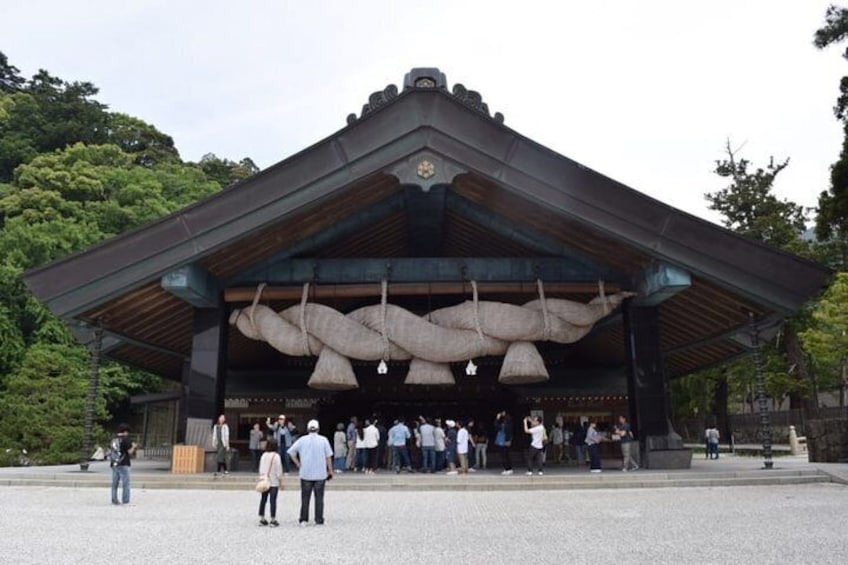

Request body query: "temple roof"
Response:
[24, 68, 831, 381]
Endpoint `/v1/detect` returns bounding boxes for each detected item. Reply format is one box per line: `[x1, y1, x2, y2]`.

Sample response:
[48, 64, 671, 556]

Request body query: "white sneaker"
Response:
[506, 469, 513, 475]
[622, 468, 628, 472]
[632, 465, 639, 471]
[537, 472, 544, 476]
[468, 468, 476, 473]
[526, 471, 533, 476]
[590, 469, 602, 473]
[446, 470, 458, 475]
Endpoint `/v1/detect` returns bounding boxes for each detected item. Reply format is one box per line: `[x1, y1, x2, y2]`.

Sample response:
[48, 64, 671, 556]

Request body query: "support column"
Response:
[624, 303, 692, 469]
[180, 306, 228, 442]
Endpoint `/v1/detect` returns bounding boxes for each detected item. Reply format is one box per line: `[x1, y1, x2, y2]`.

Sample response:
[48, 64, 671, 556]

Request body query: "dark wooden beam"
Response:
[225, 281, 621, 302]
[230, 257, 624, 286]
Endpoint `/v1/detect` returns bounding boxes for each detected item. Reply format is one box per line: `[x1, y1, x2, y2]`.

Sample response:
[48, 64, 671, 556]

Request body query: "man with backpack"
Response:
[110, 423, 136, 505]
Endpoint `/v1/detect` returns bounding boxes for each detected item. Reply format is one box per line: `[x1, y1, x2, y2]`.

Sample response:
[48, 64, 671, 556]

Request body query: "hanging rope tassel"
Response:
[380, 279, 390, 362]
[471, 280, 486, 356]
[249, 282, 267, 333]
[537, 278, 551, 341]
[598, 279, 609, 315]
[300, 282, 311, 355]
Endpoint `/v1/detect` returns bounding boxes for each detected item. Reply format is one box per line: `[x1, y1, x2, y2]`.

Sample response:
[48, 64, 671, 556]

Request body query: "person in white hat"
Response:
[287, 419, 333, 525]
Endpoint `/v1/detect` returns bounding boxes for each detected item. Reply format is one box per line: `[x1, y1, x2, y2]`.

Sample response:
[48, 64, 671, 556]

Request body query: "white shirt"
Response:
[529, 425, 545, 449]
[333, 431, 347, 456]
[363, 424, 380, 448]
[457, 428, 469, 454]
[258, 451, 284, 487]
[434, 427, 446, 451]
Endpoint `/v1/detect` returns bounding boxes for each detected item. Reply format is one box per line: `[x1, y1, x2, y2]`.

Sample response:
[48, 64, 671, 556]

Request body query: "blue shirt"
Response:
[287, 433, 333, 481]
[388, 424, 410, 447]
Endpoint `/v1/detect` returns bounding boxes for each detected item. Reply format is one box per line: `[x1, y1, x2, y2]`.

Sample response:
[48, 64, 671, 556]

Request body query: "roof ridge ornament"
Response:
[452, 83, 504, 124]
[346, 67, 504, 125]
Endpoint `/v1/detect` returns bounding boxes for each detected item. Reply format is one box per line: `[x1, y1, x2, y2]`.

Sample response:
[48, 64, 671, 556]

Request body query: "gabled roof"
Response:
[24, 69, 831, 380]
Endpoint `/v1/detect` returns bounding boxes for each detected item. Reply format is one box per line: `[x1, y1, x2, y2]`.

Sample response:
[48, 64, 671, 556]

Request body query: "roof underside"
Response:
[24, 85, 829, 384]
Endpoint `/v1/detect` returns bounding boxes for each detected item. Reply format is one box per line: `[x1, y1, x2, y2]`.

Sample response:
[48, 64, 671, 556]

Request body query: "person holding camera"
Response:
[523, 416, 545, 476]
[110, 423, 137, 505]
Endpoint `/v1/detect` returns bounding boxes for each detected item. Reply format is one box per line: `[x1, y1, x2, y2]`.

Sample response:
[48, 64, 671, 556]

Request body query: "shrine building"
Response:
[23, 68, 830, 467]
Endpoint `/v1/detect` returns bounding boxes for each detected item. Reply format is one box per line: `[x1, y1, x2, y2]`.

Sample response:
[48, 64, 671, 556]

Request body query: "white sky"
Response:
[3, 0, 846, 225]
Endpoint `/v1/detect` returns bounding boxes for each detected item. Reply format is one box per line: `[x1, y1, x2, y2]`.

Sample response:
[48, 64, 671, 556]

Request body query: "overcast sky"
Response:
[3, 1, 846, 225]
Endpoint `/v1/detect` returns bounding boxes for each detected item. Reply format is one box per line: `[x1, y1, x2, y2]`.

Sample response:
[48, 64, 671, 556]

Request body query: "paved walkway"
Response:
[1, 481, 846, 564]
[2, 452, 847, 489]
[2, 454, 847, 564]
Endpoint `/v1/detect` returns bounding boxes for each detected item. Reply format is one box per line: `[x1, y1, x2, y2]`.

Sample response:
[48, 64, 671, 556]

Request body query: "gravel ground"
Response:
[1, 483, 846, 565]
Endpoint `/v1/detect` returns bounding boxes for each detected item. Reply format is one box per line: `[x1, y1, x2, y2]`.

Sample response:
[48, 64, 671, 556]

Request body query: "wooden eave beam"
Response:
[224, 281, 621, 303]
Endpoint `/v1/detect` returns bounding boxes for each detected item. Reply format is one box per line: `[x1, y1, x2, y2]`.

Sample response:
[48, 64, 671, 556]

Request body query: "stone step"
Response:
[0, 469, 833, 491]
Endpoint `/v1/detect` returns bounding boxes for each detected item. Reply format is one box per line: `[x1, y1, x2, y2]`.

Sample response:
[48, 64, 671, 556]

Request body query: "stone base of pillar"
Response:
[641, 424, 693, 469]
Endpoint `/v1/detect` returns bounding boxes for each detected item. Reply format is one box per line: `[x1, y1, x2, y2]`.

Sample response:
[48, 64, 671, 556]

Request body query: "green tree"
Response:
[105, 113, 180, 167]
[800, 272, 848, 408]
[197, 153, 259, 188]
[0, 52, 24, 92]
[707, 140, 809, 255]
[672, 142, 818, 424]
[0, 53, 255, 465]
[814, 5, 848, 270]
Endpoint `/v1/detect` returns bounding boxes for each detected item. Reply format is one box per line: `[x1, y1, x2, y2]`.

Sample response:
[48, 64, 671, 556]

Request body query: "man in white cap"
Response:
[287, 419, 333, 526]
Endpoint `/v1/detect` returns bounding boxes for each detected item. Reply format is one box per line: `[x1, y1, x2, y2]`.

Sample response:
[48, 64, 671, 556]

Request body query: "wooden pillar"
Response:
[624, 304, 668, 436]
[180, 306, 228, 441]
[624, 303, 691, 468]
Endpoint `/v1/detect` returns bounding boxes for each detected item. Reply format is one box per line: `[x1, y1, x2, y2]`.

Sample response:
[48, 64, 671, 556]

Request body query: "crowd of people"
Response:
[107, 411, 641, 526]
[249, 411, 640, 478]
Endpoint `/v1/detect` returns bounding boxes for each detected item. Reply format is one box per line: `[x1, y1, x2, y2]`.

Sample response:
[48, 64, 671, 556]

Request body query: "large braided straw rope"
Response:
[229, 281, 636, 390]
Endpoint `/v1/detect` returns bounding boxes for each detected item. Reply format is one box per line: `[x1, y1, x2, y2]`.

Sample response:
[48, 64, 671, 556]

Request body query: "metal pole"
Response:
[749, 312, 773, 469]
[80, 324, 103, 471]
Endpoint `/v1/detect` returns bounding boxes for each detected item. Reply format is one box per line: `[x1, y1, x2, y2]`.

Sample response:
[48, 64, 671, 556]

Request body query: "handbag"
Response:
[255, 452, 273, 493]
[255, 476, 270, 493]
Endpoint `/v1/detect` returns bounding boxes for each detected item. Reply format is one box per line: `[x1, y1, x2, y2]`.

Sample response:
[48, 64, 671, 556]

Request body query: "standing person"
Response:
[562, 425, 572, 464]
[704, 426, 711, 459]
[474, 424, 488, 470]
[110, 423, 136, 505]
[573, 422, 588, 466]
[456, 420, 470, 474]
[388, 419, 412, 473]
[266, 414, 293, 474]
[445, 420, 458, 475]
[615, 415, 639, 472]
[333, 423, 347, 472]
[524, 416, 545, 476]
[257, 438, 283, 527]
[419, 416, 436, 473]
[585, 419, 604, 473]
[466, 420, 477, 471]
[377, 418, 388, 469]
[288, 419, 333, 526]
[345, 416, 358, 470]
[363, 419, 380, 474]
[212, 414, 230, 476]
[249, 422, 264, 473]
[494, 411, 514, 475]
[434, 419, 446, 471]
[551, 422, 564, 465]
[707, 425, 721, 459]
[354, 422, 366, 472]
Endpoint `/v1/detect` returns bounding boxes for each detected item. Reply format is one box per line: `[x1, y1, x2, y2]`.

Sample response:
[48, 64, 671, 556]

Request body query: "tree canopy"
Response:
[0, 52, 257, 464]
